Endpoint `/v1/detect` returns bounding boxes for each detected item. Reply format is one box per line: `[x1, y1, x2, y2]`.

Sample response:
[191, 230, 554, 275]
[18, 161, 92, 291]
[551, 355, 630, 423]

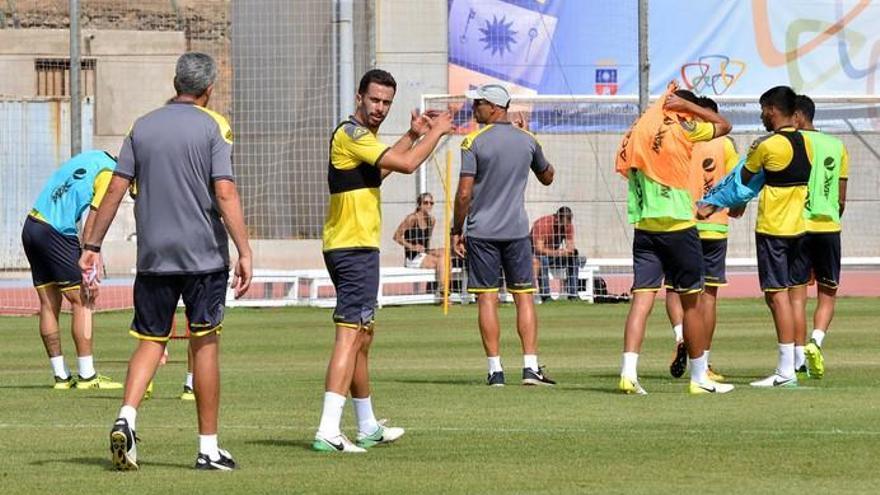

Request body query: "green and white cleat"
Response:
[356, 423, 405, 449]
[750, 373, 797, 388]
[312, 433, 366, 453]
[804, 340, 825, 379]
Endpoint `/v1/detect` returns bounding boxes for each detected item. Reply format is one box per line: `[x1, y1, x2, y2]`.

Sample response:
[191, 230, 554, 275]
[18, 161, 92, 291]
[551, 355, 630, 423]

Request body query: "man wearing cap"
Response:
[451, 84, 557, 387]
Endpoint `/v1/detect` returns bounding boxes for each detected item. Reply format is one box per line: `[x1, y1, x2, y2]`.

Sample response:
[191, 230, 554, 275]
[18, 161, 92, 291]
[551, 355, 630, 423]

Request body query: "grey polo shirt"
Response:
[460, 122, 550, 240]
[115, 101, 234, 275]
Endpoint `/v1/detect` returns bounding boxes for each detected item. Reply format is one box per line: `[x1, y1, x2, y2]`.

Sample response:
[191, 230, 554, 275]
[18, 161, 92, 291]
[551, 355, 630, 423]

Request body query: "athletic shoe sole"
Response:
[669, 342, 687, 378]
[522, 378, 555, 386]
[110, 431, 138, 471]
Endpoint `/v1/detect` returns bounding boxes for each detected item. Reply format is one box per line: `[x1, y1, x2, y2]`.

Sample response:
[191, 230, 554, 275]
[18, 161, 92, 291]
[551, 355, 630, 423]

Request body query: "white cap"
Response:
[464, 84, 511, 107]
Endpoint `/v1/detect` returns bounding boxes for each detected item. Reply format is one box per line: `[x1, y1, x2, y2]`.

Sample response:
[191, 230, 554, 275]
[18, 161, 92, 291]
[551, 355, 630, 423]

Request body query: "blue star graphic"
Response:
[479, 15, 517, 57]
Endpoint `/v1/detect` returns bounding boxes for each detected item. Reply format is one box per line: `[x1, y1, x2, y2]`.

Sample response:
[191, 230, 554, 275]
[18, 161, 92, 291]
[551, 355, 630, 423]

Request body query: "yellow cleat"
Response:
[689, 380, 734, 395]
[618, 376, 647, 395]
[75, 374, 124, 390]
[53, 376, 75, 390]
[805, 341, 825, 379]
[706, 365, 725, 382]
[179, 386, 195, 401]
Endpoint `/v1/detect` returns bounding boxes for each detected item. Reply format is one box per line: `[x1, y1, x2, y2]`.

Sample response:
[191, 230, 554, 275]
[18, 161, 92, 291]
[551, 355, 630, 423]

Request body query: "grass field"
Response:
[1, 298, 878, 494]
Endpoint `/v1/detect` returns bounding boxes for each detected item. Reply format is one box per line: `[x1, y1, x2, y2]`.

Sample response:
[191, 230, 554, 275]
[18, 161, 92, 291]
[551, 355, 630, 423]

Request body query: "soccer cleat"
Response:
[522, 366, 556, 386]
[669, 341, 687, 378]
[804, 340, 825, 379]
[356, 423, 406, 448]
[180, 385, 196, 401]
[75, 374, 123, 390]
[194, 449, 236, 471]
[706, 365, 725, 382]
[312, 433, 366, 453]
[487, 371, 506, 387]
[109, 418, 138, 471]
[143, 380, 154, 400]
[688, 380, 734, 395]
[750, 373, 798, 388]
[53, 375, 75, 390]
[618, 375, 647, 395]
[795, 364, 810, 381]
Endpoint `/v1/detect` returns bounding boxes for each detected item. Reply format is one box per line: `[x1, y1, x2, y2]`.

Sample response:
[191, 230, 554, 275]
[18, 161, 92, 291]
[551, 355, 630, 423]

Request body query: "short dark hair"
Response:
[358, 69, 397, 95]
[759, 85, 797, 116]
[673, 89, 699, 105]
[696, 96, 718, 113]
[555, 206, 573, 219]
[795, 94, 815, 122]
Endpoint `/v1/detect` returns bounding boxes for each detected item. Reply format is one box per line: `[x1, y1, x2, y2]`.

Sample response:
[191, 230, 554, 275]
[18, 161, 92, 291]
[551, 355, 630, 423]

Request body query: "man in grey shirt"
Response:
[451, 84, 556, 387]
[79, 52, 252, 471]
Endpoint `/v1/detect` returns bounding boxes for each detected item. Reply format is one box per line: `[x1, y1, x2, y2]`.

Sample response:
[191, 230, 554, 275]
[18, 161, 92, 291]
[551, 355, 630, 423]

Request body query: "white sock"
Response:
[777, 343, 795, 378]
[199, 434, 220, 460]
[794, 346, 806, 369]
[77, 355, 96, 379]
[672, 324, 683, 343]
[352, 396, 379, 435]
[118, 405, 137, 431]
[704, 349, 711, 364]
[523, 354, 538, 372]
[317, 391, 346, 438]
[487, 356, 503, 374]
[621, 352, 639, 380]
[50, 356, 69, 379]
[811, 329, 826, 348]
[690, 352, 708, 383]
[184, 372, 194, 389]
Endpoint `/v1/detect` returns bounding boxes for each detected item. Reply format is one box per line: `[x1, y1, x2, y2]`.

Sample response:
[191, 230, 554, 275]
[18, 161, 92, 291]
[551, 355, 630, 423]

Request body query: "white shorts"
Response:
[405, 253, 427, 268]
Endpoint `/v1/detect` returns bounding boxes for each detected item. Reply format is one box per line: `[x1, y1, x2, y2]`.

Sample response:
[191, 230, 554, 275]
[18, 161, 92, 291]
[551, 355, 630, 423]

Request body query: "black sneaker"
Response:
[487, 371, 505, 387]
[669, 341, 687, 378]
[522, 366, 556, 386]
[109, 418, 138, 471]
[195, 449, 236, 471]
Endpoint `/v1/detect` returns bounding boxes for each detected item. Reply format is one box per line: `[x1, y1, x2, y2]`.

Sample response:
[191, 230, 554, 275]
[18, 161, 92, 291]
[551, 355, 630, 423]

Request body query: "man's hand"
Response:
[664, 93, 696, 114]
[729, 205, 746, 218]
[427, 111, 455, 135]
[231, 253, 253, 299]
[696, 203, 718, 220]
[452, 234, 466, 258]
[409, 109, 434, 137]
[79, 251, 103, 305]
[512, 111, 529, 131]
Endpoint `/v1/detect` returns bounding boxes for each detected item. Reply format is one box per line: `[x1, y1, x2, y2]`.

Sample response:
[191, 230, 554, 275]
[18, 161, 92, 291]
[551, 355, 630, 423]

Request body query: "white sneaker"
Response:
[688, 380, 734, 394]
[311, 433, 366, 453]
[618, 375, 647, 395]
[356, 423, 405, 448]
[750, 373, 797, 388]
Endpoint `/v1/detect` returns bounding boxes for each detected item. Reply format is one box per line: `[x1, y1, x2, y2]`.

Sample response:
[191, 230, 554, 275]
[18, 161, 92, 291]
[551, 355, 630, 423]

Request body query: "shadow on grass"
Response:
[387, 377, 480, 386]
[247, 438, 313, 451]
[0, 384, 54, 390]
[31, 456, 192, 471]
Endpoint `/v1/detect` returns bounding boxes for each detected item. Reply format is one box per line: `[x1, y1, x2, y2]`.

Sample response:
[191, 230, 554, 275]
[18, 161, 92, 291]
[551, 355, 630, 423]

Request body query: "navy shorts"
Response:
[701, 238, 728, 286]
[324, 248, 379, 328]
[21, 216, 82, 290]
[131, 270, 228, 341]
[755, 234, 809, 291]
[465, 237, 535, 293]
[632, 228, 704, 294]
[803, 232, 841, 289]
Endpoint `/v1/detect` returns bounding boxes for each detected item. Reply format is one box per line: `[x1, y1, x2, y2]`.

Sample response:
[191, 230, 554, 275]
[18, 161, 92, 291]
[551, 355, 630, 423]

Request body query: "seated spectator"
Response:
[394, 193, 448, 292]
[531, 206, 585, 301]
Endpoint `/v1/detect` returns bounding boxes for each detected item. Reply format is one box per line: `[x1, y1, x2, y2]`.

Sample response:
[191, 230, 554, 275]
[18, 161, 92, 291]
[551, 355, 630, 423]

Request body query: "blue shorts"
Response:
[701, 239, 728, 287]
[21, 216, 82, 291]
[131, 270, 228, 341]
[755, 234, 809, 291]
[465, 237, 535, 293]
[323, 248, 379, 328]
[803, 232, 841, 289]
[632, 228, 704, 294]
